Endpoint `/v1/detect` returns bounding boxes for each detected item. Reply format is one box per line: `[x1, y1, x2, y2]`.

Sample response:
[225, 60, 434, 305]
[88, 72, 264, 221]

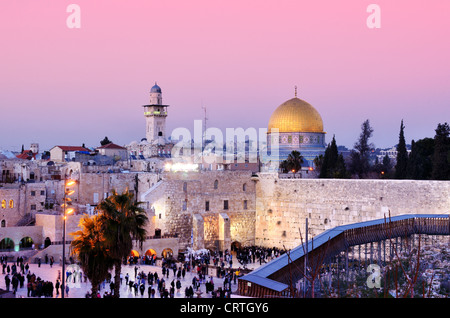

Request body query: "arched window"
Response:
[243, 183, 247, 192]
[214, 180, 218, 190]
[9, 200, 13, 208]
[0, 238, 14, 250]
[1, 200, 5, 209]
[19, 237, 34, 250]
[1, 220, 5, 227]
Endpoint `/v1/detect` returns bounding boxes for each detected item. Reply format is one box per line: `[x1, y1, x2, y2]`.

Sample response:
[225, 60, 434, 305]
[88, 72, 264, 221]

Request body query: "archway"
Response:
[44, 237, 52, 248]
[129, 250, 140, 265]
[0, 238, 14, 251]
[231, 241, 242, 256]
[19, 237, 34, 250]
[144, 249, 157, 264]
[130, 250, 139, 257]
[145, 249, 156, 257]
[162, 248, 173, 259]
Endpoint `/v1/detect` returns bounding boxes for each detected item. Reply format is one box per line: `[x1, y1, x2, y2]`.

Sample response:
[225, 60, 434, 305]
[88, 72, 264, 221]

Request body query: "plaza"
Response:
[0, 259, 260, 299]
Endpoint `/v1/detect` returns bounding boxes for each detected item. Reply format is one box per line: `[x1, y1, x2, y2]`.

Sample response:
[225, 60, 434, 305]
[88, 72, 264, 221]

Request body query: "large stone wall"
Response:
[77, 172, 160, 206]
[142, 170, 256, 251]
[0, 183, 47, 227]
[255, 173, 450, 249]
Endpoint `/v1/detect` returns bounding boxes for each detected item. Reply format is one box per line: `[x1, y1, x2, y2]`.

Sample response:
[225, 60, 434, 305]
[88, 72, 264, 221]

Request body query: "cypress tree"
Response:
[319, 135, 347, 178]
[406, 138, 434, 180]
[394, 120, 408, 179]
[431, 122, 450, 180]
[350, 119, 374, 178]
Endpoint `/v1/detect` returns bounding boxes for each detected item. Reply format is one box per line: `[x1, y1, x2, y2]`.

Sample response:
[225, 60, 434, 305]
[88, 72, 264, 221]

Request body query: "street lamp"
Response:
[61, 177, 76, 298]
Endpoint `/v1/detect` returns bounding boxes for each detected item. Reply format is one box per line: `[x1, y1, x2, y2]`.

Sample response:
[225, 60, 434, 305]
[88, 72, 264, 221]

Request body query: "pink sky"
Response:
[0, 0, 449, 151]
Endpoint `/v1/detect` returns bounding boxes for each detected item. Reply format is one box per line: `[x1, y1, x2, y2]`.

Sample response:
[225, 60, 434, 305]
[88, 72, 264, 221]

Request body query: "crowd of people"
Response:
[235, 246, 285, 268]
[1, 254, 62, 297]
[2, 245, 281, 298]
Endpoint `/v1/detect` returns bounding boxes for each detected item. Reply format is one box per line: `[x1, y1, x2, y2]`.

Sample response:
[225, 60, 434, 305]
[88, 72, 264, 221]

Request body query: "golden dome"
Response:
[268, 97, 324, 133]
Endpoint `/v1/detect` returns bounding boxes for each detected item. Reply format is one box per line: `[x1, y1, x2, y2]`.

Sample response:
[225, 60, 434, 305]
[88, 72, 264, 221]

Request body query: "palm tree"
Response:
[70, 214, 114, 297]
[280, 150, 304, 173]
[97, 189, 148, 298]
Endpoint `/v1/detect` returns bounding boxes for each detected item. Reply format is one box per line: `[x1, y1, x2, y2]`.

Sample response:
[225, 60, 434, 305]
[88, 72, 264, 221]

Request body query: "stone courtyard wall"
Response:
[255, 173, 450, 249]
[142, 170, 256, 252]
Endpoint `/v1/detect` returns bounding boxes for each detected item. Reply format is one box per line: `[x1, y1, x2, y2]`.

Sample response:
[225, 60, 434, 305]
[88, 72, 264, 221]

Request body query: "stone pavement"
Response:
[0, 260, 261, 299]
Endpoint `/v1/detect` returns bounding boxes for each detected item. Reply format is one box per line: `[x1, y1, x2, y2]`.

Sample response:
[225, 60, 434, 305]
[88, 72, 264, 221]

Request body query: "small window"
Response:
[1, 200, 5, 209]
[31, 204, 36, 210]
[214, 180, 218, 190]
[205, 201, 210, 211]
[243, 183, 247, 192]
[40, 190, 45, 196]
[1, 220, 5, 227]
[243, 200, 248, 210]
[31, 191, 36, 196]
[182, 200, 187, 211]
[223, 200, 229, 210]
[183, 182, 187, 193]
[9, 200, 14, 208]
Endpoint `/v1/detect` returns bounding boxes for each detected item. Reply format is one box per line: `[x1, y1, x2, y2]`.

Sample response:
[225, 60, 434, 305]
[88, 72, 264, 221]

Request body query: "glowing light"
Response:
[165, 162, 198, 172]
[66, 208, 74, 214]
[66, 180, 76, 187]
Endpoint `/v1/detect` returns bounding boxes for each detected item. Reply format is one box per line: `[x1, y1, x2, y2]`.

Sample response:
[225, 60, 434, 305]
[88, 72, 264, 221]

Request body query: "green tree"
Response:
[70, 215, 115, 296]
[97, 189, 148, 298]
[313, 154, 324, 175]
[350, 119, 374, 178]
[431, 122, 450, 180]
[406, 138, 434, 179]
[100, 136, 113, 146]
[394, 120, 409, 179]
[319, 135, 347, 178]
[382, 154, 393, 178]
[280, 150, 304, 173]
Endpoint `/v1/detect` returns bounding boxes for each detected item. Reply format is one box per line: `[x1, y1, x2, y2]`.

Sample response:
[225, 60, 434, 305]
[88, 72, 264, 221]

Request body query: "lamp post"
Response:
[61, 177, 75, 298]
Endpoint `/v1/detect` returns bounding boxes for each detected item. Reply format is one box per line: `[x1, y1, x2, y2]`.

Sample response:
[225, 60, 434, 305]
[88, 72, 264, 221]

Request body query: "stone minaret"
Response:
[143, 83, 169, 144]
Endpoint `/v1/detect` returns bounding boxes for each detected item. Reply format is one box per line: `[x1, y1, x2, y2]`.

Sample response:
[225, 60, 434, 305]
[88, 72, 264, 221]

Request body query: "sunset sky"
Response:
[0, 0, 449, 152]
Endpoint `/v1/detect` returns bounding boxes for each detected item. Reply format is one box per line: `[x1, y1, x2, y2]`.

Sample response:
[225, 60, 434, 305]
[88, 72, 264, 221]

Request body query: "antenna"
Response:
[202, 103, 208, 147]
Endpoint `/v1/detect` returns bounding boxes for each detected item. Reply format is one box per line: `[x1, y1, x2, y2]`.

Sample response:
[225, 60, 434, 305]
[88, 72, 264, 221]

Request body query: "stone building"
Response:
[266, 89, 326, 169]
[126, 83, 174, 159]
[1, 84, 449, 263]
[141, 170, 257, 252]
[49, 145, 91, 162]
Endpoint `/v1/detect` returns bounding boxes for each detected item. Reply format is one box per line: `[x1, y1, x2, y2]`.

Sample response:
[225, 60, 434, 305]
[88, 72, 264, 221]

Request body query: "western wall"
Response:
[142, 170, 257, 252]
[254, 173, 450, 250]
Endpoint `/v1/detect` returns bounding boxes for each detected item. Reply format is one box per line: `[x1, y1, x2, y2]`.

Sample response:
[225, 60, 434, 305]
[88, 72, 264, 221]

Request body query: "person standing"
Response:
[5, 274, 10, 291]
[55, 280, 60, 297]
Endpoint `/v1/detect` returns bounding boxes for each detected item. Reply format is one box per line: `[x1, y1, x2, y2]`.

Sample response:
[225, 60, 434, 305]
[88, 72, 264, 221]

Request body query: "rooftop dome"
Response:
[268, 97, 324, 133]
[150, 83, 161, 93]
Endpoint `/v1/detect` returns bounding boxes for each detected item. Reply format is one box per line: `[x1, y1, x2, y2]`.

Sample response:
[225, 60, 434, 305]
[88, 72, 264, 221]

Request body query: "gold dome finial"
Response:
[295, 85, 297, 98]
[268, 96, 324, 133]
